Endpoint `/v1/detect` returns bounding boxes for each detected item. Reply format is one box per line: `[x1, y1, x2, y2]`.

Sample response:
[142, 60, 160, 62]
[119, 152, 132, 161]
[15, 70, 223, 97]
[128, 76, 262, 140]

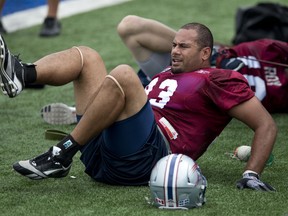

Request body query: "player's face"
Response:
[171, 29, 207, 73]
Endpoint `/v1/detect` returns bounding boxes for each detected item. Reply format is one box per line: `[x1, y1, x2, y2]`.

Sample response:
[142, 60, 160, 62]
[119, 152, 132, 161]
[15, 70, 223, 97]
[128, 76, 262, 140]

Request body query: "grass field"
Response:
[1, 0, 288, 215]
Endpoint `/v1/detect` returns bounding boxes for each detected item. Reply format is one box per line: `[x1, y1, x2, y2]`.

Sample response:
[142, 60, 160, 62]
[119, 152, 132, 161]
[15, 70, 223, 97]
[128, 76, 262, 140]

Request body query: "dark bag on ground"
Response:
[232, 2, 288, 45]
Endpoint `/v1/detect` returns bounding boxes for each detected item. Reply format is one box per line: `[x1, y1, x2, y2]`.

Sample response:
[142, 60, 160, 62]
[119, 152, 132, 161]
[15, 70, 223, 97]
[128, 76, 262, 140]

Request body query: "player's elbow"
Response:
[269, 120, 278, 138]
[261, 118, 278, 142]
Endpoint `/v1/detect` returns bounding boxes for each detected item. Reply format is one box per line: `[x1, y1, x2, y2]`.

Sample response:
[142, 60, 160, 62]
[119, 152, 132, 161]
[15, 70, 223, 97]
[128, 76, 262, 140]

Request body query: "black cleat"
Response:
[13, 146, 72, 180]
[0, 35, 25, 97]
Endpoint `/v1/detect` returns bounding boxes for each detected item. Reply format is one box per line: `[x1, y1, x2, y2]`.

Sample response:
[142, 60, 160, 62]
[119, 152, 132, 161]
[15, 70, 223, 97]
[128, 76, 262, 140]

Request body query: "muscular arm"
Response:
[228, 96, 277, 174]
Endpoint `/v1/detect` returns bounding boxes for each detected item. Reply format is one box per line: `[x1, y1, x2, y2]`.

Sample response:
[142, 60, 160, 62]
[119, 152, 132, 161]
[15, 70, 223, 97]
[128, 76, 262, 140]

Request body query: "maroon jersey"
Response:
[145, 67, 254, 160]
[217, 39, 288, 113]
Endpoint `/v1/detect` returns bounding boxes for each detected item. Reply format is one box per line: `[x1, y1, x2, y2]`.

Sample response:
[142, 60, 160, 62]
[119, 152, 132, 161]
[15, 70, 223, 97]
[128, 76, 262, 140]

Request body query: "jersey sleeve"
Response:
[205, 69, 255, 111]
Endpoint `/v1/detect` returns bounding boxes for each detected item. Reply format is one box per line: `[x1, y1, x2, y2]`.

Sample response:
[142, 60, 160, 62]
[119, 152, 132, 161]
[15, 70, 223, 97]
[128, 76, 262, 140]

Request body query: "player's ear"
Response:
[201, 47, 211, 61]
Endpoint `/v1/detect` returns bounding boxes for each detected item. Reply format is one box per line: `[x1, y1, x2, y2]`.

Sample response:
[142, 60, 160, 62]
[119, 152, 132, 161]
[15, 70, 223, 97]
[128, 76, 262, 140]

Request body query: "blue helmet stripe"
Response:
[167, 154, 178, 201]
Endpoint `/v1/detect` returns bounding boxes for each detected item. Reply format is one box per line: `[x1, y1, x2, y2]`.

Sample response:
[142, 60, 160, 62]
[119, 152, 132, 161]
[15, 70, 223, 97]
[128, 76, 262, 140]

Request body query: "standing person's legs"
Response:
[39, 0, 61, 37]
[46, 0, 59, 17]
[0, 0, 5, 13]
[0, 0, 6, 34]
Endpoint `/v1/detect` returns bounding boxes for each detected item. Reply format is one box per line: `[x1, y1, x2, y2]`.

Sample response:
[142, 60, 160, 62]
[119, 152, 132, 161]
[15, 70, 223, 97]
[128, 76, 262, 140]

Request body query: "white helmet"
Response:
[149, 154, 207, 210]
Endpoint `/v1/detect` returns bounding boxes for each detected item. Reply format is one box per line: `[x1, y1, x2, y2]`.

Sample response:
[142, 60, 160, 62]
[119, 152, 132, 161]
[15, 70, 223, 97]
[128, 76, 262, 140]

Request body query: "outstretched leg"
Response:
[33, 45, 107, 114]
[0, 34, 107, 114]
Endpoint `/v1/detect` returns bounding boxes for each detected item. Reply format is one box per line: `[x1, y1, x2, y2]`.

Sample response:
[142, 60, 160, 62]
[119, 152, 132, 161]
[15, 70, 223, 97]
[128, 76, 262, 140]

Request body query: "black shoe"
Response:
[0, 35, 25, 97]
[39, 17, 61, 37]
[13, 146, 72, 180]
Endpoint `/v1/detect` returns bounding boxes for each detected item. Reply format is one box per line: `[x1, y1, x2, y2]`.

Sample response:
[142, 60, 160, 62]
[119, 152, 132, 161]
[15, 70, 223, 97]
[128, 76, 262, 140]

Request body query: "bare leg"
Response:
[34, 46, 106, 115]
[71, 64, 147, 145]
[34, 46, 147, 145]
[46, 0, 59, 17]
[11, 46, 148, 181]
[117, 15, 176, 62]
[0, 0, 5, 13]
[0, 0, 6, 33]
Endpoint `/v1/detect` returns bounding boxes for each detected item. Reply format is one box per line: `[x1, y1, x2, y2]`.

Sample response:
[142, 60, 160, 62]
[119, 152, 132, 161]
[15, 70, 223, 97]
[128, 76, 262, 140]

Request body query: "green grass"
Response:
[1, 0, 288, 215]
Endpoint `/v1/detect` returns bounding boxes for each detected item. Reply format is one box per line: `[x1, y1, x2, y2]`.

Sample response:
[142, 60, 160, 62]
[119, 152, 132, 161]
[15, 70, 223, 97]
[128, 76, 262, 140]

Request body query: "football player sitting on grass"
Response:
[0, 20, 276, 192]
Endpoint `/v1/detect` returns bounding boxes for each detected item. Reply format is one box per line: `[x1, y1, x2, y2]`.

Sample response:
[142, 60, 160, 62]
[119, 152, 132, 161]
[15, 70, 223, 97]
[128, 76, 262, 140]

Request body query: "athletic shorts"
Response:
[79, 101, 168, 186]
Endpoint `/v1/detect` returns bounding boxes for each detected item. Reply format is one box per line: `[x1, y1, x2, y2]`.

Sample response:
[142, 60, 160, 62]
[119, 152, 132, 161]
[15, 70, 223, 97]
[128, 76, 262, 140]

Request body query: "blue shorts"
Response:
[79, 101, 168, 185]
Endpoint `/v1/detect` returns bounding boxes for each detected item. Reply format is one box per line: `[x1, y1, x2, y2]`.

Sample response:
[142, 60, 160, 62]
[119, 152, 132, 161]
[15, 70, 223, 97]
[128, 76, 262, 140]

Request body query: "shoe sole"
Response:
[41, 103, 77, 125]
[0, 35, 22, 97]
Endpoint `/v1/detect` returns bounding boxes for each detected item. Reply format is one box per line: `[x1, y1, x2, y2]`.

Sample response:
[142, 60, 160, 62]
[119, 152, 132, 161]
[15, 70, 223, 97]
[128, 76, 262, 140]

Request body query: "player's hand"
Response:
[236, 171, 275, 192]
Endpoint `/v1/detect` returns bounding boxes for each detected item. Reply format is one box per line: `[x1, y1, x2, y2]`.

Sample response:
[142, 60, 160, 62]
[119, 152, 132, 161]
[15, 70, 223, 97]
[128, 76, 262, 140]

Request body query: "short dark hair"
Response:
[180, 22, 213, 51]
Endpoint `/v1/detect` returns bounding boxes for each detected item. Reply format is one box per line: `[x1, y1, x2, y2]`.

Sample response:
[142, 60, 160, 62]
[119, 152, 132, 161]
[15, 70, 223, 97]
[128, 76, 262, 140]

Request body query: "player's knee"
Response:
[117, 15, 142, 39]
[109, 64, 140, 89]
[110, 64, 135, 79]
[75, 46, 100, 58]
[72, 46, 102, 67]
